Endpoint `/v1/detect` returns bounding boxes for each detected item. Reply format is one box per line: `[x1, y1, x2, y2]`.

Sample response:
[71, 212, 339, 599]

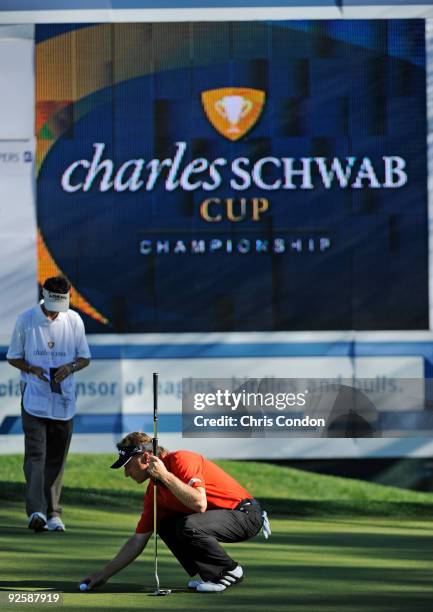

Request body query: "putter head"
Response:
[150, 589, 171, 596]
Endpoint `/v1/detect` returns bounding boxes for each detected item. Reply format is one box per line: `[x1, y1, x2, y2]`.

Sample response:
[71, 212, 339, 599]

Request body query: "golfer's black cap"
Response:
[110, 445, 146, 469]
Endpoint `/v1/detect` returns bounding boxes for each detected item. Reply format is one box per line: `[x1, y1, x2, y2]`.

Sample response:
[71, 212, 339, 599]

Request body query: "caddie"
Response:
[7, 275, 91, 532]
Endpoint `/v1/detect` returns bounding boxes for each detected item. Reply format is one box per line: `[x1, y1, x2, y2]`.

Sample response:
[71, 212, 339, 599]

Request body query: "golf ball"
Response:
[79, 583, 88, 592]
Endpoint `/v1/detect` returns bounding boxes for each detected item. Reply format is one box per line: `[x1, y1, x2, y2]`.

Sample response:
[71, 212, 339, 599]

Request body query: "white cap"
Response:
[42, 288, 70, 312]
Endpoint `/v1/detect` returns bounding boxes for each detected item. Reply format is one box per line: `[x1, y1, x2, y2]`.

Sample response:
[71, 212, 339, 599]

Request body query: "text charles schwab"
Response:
[59, 136, 408, 256]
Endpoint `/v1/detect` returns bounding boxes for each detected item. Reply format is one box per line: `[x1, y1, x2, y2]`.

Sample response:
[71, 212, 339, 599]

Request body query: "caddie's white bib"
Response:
[7, 304, 91, 420]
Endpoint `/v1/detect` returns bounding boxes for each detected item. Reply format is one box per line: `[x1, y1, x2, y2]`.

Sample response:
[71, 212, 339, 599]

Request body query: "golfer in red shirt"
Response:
[81, 431, 264, 592]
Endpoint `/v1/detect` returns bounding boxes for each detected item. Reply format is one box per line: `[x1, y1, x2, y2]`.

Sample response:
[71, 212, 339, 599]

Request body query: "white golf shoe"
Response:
[187, 577, 203, 589]
[196, 565, 244, 593]
[47, 516, 65, 531]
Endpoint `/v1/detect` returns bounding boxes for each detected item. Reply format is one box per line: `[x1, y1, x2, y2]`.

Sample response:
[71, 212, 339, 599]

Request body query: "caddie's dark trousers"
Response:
[21, 408, 73, 518]
[158, 499, 263, 582]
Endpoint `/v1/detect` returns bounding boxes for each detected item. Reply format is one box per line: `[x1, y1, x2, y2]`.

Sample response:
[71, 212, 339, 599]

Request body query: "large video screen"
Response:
[36, 21, 428, 333]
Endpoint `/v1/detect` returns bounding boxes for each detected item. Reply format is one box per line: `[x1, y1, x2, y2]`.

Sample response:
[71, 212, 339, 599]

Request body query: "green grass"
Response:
[2, 454, 433, 517]
[1, 456, 433, 611]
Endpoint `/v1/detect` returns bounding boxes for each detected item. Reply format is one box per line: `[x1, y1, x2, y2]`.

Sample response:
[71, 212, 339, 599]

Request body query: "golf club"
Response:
[149, 372, 172, 597]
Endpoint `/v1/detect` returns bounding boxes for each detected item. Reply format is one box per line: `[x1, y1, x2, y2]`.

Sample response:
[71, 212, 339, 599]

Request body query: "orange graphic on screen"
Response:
[36, 101, 72, 140]
[201, 88, 265, 141]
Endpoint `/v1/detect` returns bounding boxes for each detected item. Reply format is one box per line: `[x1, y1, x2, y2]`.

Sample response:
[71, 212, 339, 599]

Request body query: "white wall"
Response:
[0, 28, 37, 344]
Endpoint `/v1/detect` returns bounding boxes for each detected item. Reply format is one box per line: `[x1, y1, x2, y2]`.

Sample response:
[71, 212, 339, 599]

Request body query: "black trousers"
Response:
[21, 407, 73, 517]
[158, 499, 263, 582]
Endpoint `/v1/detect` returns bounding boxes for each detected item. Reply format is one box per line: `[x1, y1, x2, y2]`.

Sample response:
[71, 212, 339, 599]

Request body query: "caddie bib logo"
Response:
[201, 87, 265, 141]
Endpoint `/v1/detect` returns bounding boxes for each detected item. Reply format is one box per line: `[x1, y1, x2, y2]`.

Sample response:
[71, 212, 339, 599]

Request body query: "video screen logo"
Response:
[201, 87, 265, 141]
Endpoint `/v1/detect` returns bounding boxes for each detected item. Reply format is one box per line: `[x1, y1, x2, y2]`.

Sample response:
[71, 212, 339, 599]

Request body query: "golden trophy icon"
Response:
[201, 87, 265, 141]
[214, 95, 254, 135]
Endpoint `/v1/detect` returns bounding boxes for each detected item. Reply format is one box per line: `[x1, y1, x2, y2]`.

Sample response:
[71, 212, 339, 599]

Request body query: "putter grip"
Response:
[153, 373, 158, 411]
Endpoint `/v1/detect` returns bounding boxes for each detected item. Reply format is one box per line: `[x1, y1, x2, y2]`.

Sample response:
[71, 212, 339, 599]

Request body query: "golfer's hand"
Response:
[148, 455, 169, 481]
[29, 365, 49, 382]
[54, 363, 74, 383]
[79, 571, 107, 590]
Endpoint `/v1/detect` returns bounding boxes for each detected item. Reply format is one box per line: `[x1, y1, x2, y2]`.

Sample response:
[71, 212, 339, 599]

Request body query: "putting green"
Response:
[1, 500, 432, 612]
[1, 456, 433, 611]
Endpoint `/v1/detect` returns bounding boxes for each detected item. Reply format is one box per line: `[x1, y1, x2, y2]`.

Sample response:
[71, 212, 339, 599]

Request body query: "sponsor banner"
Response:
[0, 348, 429, 457]
[0, 353, 423, 428]
[0, 142, 34, 177]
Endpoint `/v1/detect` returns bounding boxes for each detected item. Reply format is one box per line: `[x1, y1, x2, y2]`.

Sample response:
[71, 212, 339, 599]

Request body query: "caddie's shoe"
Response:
[47, 516, 65, 531]
[196, 566, 244, 593]
[28, 512, 47, 532]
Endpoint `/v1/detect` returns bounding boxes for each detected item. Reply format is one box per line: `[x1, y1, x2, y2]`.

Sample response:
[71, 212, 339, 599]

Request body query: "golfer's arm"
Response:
[161, 473, 207, 512]
[102, 532, 151, 579]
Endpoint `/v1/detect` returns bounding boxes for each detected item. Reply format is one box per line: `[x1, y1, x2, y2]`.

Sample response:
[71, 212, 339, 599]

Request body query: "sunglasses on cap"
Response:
[110, 445, 147, 469]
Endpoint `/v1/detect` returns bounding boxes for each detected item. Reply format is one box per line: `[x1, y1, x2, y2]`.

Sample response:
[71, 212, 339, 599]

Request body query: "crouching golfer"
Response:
[81, 432, 264, 593]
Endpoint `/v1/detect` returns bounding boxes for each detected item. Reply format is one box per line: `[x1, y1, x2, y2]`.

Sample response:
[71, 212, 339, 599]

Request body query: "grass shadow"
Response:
[3, 481, 433, 519]
[259, 497, 433, 518]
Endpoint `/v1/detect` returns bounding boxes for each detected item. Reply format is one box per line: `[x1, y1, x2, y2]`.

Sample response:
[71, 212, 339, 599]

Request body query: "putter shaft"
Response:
[153, 373, 160, 592]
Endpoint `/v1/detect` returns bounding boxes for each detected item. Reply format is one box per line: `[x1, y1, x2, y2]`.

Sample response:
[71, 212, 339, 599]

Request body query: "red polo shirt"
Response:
[135, 450, 252, 534]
